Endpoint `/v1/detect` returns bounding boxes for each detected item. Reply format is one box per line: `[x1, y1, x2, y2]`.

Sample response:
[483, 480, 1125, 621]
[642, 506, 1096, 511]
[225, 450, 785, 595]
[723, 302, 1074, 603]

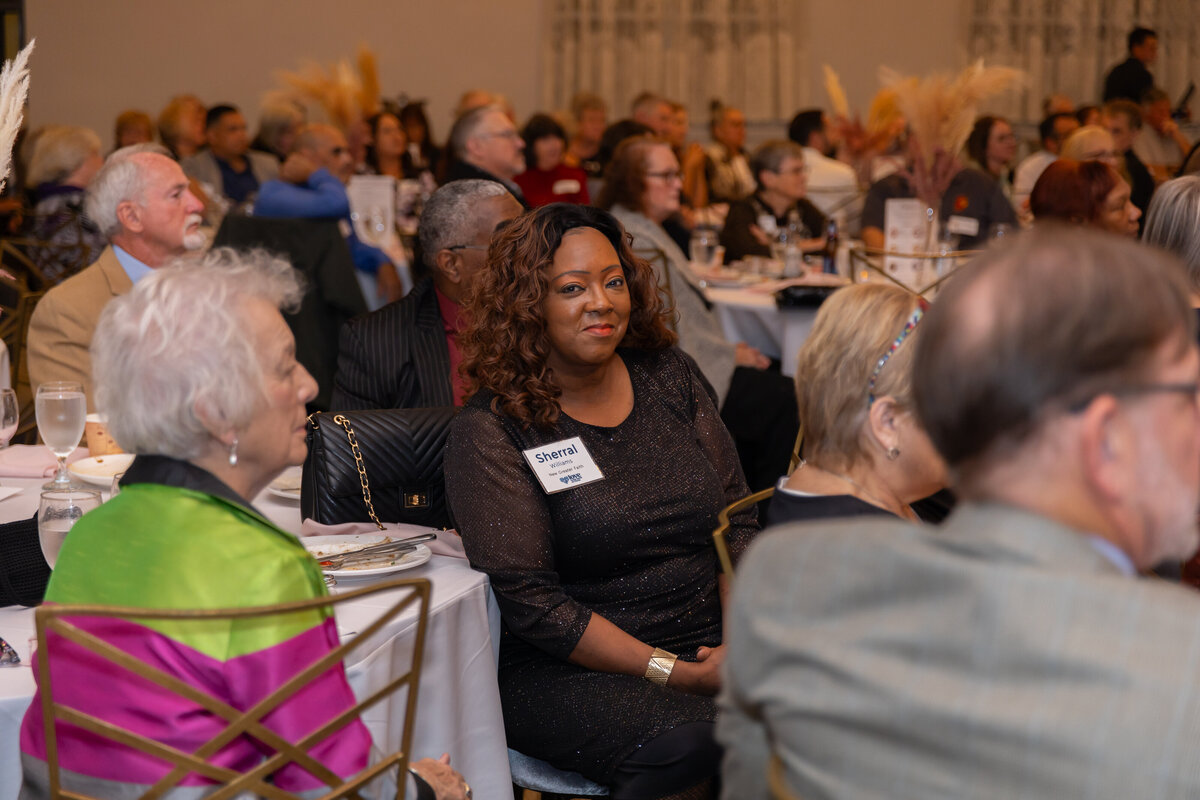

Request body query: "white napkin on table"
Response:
[0, 445, 88, 478]
[299, 518, 467, 559]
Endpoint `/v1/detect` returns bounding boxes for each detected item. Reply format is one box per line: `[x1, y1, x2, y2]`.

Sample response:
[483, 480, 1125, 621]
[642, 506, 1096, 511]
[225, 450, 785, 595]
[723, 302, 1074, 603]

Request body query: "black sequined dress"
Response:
[445, 347, 758, 783]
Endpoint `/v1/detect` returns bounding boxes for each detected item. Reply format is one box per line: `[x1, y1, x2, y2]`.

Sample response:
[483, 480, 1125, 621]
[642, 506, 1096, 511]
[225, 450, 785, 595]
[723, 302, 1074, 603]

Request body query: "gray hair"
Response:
[255, 98, 305, 154]
[1144, 176, 1200, 291]
[26, 126, 101, 187]
[418, 179, 511, 269]
[84, 143, 173, 238]
[91, 247, 305, 460]
[448, 104, 503, 159]
[750, 139, 805, 188]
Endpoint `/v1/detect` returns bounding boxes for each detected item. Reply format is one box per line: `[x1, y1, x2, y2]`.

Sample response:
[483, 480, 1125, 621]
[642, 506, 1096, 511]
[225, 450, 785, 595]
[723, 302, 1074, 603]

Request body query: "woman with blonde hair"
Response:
[770, 282, 947, 523]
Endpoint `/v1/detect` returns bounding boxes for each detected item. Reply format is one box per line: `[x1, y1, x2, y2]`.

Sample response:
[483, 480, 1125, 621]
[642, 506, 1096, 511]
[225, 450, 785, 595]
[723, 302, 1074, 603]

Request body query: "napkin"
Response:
[0, 445, 88, 478]
[299, 519, 467, 559]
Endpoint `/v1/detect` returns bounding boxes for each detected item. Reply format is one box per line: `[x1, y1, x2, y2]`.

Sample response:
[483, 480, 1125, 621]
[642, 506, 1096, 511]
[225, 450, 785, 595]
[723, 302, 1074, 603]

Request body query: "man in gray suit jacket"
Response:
[180, 104, 278, 208]
[720, 227, 1200, 798]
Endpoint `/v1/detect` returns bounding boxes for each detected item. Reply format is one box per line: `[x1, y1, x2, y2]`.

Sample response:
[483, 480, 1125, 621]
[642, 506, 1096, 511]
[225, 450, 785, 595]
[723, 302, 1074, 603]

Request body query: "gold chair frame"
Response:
[713, 487, 776, 578]
[35, 576, 431, 800]
[848, 246, 977, 299]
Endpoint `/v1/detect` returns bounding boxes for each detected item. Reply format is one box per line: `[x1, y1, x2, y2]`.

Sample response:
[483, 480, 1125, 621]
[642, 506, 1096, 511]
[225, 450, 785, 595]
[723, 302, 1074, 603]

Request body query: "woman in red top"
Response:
[514, 113, 590, 207]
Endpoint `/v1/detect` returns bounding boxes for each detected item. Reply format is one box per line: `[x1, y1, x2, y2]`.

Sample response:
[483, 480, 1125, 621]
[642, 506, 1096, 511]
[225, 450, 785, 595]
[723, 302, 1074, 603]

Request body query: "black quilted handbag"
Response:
[301, 407, 457, 529]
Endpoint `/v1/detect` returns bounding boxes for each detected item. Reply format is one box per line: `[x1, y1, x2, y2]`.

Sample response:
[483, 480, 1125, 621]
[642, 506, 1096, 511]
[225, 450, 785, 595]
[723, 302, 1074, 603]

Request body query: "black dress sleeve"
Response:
[677, 351, 759, 562]
[444, 404, 594, 660]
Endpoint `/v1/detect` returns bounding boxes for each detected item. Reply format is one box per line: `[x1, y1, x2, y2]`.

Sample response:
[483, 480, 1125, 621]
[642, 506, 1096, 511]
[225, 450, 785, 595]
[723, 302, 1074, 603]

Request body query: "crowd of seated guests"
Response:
[14, 56, 1200, 798]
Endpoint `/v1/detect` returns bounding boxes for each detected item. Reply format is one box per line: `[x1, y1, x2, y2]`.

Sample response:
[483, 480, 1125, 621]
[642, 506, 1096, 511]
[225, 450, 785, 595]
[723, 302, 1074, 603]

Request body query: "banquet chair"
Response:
[34, 576, 431, 800]
[768, 753, 802, 799]
[508, 747, 609, 799]
[713, 486, 776, 578]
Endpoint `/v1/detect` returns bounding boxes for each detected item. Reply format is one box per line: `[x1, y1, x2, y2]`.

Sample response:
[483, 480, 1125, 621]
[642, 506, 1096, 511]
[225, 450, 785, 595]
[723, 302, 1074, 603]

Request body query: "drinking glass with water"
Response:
[38, 488, 101, 568]
[36, 381, 86, 490]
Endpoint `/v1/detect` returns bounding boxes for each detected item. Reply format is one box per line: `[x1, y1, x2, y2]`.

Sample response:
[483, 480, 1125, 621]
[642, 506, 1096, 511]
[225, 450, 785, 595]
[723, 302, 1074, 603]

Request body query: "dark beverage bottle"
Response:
[822, 217, 839, 274]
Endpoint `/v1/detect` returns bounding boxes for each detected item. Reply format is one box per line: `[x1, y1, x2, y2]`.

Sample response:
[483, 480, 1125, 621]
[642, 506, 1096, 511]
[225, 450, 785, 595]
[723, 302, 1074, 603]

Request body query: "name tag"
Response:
[756, 214, 779, 235]
[522, 436, 604, 494]
[552, 179, 582, 195]
[946, 215, 979, 237]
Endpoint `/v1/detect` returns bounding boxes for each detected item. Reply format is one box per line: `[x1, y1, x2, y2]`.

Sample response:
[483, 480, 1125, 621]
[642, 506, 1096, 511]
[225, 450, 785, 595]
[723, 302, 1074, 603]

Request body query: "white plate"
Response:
[313, 543, 433, 578]
[268, 485, 301, 501]
[268, 466, 302, 500]
[68, 453, 136, 486]
[303, 534, 389, 558]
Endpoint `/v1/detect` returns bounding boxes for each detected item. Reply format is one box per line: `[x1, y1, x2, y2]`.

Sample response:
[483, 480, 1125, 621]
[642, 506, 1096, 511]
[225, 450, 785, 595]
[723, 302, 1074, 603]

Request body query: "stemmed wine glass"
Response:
[36, 382, 86, 490]
[0, 388, 18, 448]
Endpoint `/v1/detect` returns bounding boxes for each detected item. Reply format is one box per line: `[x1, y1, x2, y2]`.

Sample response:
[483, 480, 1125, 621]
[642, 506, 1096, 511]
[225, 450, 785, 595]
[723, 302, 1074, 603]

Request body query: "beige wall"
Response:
[806, 1, 967, 114]
[28, 1, 971, 149]
[27, 0, 545, 149]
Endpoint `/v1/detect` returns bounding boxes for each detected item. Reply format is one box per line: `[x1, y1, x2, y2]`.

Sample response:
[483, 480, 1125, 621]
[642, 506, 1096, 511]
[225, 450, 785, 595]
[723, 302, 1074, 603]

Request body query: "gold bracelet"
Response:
[644, 647, 678, 686]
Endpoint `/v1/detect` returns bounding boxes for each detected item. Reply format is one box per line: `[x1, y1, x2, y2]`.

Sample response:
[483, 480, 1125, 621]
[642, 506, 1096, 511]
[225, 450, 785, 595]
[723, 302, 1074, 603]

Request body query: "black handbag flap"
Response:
[302, 407, 457, 528]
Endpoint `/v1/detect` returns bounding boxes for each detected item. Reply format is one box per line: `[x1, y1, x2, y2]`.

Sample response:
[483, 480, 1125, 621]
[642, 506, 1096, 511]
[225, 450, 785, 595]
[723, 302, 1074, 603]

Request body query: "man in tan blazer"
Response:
[720, 227, 1200, 798]
[28, 144, 205, 410]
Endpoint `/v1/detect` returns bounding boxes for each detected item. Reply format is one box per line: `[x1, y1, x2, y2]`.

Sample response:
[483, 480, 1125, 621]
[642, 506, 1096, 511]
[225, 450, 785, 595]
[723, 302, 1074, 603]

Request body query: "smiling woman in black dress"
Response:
[444, 204, 758, 799]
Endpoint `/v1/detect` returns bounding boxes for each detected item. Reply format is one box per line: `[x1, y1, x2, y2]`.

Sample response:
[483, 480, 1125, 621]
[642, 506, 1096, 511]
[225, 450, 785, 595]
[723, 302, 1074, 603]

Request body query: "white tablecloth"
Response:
[704, 286, 818, 377]
[0, 475, 511, 799]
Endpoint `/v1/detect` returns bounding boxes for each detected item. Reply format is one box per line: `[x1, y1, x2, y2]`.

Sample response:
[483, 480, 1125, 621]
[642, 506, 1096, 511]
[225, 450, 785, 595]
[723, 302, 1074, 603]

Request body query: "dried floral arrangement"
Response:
[273, 44, 381, 129]
[0, 39, 34, 192]
[878, 60, 1024, 166]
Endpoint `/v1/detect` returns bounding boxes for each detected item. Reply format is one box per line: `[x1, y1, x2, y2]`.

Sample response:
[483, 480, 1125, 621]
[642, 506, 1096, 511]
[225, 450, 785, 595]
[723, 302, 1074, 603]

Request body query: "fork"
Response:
[316, 532, 438, 570]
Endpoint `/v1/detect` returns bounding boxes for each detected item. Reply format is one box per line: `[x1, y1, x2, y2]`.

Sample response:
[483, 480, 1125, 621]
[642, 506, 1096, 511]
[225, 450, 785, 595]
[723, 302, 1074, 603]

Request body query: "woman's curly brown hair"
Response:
[459, 202, 677, 428]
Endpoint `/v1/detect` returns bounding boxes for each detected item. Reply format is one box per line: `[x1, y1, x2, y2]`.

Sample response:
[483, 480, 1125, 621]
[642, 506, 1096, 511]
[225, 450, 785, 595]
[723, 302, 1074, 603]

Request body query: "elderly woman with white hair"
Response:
[26, 125, 107, 278]
[17, 248, 469, 799]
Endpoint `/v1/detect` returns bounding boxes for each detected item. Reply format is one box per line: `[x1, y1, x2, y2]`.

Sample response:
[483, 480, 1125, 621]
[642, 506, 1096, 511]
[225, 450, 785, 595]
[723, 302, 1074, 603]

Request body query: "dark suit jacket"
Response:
[444, 160, 529, 208]
[330, 277, 453, 411]
[213, 216, 367, 411]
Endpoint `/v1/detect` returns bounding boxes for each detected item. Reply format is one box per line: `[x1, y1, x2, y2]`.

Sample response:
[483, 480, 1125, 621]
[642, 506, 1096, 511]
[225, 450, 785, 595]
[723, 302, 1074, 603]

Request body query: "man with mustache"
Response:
[28, 143, 206, 411]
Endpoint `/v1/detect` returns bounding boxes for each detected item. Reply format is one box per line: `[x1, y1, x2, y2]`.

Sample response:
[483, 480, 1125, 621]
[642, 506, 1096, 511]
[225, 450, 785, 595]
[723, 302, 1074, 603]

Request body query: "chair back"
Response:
[768, 753, 801, 799]
[35, 576, 430, 800]
[213, 216, 368, 412]
[713, 486, 775, 578]
[633, 247, 678, 333]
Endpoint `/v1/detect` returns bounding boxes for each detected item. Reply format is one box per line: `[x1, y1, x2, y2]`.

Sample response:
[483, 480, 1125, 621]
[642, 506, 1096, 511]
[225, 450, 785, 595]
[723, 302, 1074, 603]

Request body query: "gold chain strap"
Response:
[326, 413, 385, 530]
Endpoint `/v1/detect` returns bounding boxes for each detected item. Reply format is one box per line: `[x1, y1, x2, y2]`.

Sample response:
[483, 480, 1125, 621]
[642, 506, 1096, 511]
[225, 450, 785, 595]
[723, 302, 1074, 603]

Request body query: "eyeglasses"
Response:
[480, 130, 521, 141]
[867, 298, 929, 405]
[446, 244, 488, 252]
[645, 170, 683, 182]
[1068, 381, 1200, 413]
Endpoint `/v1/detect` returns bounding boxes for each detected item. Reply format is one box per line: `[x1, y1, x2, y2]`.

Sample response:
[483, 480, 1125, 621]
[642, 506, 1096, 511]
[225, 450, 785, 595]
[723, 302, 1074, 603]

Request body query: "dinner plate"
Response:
[301, 535, 433, 578]
[268, 466, 302, 501]
[321, 544, 432, 578]
[68, 453, 135, 487]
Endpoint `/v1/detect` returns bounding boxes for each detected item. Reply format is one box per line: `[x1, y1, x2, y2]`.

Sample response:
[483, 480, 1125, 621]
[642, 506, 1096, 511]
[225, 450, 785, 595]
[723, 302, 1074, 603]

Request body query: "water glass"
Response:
[36, 381, 86, 490]
[38, 488, 101, 568]
[689, 227, 718, 267]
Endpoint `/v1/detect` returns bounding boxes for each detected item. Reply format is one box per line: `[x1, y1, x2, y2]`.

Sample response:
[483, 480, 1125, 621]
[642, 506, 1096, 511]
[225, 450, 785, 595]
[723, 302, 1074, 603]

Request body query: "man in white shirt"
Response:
[1012, 112, 1079, 213]
[786, 109, 859, 227]
[28, 144, 205, 409]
